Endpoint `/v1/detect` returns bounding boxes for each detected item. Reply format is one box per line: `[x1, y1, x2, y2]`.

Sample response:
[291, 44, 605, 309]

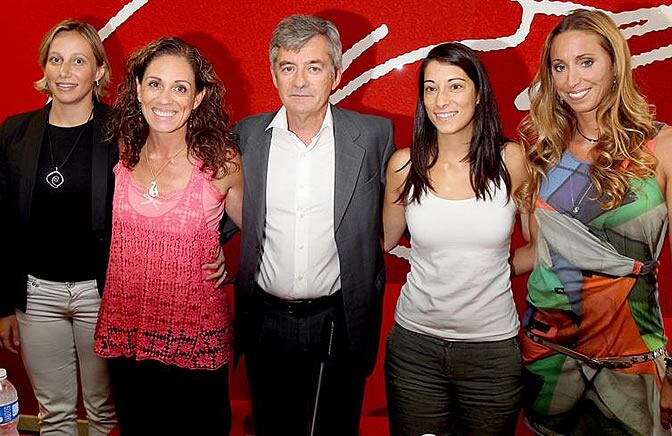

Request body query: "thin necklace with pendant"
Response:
[576, 125, 599, 144]
[144, 144, 187, 198]
[569, 173, 594, 214]
[45, 109, 94, 189]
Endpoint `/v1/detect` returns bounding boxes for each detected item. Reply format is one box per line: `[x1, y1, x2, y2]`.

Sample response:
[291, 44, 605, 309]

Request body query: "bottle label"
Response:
[0, 401, 19, 423]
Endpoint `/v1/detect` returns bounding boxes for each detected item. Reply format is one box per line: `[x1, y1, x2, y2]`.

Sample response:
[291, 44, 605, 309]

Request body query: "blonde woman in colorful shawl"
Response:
[516, 9, 672, 435]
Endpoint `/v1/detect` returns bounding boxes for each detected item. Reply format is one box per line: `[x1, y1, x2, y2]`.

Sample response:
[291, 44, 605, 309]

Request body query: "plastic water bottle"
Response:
[0, 369, 19, 436]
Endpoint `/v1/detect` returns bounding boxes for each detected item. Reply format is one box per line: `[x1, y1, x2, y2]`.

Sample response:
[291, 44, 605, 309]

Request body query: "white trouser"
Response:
[16, 275, 116, 436]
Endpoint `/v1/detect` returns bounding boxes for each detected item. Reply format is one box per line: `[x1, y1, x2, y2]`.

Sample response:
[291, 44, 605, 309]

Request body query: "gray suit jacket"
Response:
[233, 105, 394, 373]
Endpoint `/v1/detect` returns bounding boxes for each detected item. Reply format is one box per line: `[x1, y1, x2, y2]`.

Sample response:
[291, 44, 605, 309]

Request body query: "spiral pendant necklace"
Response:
[45, 109, 94, 189]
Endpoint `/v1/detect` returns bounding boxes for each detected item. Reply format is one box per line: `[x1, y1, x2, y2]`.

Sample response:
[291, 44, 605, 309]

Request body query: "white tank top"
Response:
[395, 182, 520, 341]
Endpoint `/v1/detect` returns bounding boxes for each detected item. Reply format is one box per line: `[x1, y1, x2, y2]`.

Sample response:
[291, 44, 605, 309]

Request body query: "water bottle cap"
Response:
[0, 368, 6, 380]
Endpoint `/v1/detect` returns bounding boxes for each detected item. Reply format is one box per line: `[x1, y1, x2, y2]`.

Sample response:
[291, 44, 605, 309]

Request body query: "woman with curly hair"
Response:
[516, 9, 672, 435]
[94, 37, 242, 434]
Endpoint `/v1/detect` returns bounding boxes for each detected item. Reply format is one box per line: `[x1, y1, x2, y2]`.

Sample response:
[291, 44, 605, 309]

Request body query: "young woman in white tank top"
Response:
[382, 42, 530, 436]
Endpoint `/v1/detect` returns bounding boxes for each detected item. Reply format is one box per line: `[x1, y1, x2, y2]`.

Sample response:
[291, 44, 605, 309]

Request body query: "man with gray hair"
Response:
[232, 14, 394, 436]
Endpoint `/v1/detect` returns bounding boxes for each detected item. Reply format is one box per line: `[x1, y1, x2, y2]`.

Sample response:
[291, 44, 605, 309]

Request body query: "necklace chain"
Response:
[144, 144, 187, 198]
[569, 173, 594, 214]
[45, 109, 94, 189]
[576, 126, 599, 144]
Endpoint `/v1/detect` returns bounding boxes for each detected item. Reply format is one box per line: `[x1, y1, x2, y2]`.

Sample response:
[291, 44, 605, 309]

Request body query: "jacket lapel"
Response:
[244, 124, 272, 242]
[18, 104, 50, 224]
[332, 107, 364, 232]
[90, 103, 111, 232]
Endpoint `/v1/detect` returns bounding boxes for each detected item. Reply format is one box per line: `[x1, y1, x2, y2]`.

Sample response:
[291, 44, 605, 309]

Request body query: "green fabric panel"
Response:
[589, 178, 663, 228]
[527, 353, 567, 414]
[641, 333, 667, 351]
[628, 275, 666, 350]
[527, 266, 570, 310]
[589, 204, 666, 263]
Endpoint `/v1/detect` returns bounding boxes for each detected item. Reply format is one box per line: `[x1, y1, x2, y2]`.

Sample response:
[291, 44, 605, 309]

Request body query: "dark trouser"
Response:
[107, 356, 231, 436]
[385, 323, 522, 436]
[245, 289, 367, 436]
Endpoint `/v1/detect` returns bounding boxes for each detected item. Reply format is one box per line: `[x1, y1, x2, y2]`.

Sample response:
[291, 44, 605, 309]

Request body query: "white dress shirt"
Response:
[257, 106, 341, 299]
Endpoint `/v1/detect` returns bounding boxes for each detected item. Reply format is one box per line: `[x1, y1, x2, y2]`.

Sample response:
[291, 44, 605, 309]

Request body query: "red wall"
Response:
[1, 0, 671, 430]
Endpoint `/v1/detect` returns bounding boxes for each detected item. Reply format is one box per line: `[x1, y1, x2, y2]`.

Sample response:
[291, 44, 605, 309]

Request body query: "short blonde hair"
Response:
[34, 19, 111, 100]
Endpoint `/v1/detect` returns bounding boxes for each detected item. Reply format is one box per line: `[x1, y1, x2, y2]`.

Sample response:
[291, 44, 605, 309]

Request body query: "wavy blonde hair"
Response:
[518, 9, 656, 211]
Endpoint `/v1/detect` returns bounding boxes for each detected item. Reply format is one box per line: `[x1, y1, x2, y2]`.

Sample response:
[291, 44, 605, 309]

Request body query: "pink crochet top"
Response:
[95, 163, 231, 370]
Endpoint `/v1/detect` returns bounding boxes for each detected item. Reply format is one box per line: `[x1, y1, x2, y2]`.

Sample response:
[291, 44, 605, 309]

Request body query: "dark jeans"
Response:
[245, 291, 367, 436]
[385, 323, 522, 436]
[108, 357, 231, 435]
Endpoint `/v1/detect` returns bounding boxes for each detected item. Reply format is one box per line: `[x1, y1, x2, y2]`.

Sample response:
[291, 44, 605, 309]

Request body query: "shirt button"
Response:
[298, 245, 305, 250]
[297, 275, 304, 281]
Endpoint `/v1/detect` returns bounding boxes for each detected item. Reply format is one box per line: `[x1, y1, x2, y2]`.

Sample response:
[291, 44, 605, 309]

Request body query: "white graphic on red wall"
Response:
[101, 0, 671, 262]
[333, 0, 672, 110]
[102, 0, 671, 114]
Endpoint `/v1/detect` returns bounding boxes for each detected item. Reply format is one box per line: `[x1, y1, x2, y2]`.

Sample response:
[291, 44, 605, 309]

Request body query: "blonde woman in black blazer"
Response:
[0, 20, 117, 435]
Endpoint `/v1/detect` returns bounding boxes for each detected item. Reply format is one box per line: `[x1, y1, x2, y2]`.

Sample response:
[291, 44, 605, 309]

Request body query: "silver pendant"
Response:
[148, 181, 159, 198]
[46, 168, 64, 188]
[572, 206, 580, 213]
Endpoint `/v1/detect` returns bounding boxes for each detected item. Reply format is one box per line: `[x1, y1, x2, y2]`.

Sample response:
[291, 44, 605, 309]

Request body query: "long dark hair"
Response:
[399, 42, 510, 204]
[108, 37, 237, 176]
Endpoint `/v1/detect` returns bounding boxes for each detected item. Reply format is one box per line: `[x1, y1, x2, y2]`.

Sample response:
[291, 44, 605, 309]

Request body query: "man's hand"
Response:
[202, 245, 229, 288]
[0, 315, 20, 354]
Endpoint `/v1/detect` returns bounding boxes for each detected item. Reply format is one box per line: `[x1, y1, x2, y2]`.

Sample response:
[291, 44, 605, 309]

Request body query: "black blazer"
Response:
[0, 102, 117, 317]
[233, 106, 394, 374]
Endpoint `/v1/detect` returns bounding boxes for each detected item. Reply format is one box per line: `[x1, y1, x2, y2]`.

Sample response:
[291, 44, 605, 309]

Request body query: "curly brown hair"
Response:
[517, 9, 656, 211]
[107, 37, 237, 176]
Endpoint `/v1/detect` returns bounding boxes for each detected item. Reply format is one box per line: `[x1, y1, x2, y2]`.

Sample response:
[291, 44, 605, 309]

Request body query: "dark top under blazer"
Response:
[0, 102, 116, 317]
[234, 105, 395, 374]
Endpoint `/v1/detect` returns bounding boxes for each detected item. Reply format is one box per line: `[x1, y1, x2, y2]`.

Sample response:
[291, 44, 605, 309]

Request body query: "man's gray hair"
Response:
[270, 15, 342, 77]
